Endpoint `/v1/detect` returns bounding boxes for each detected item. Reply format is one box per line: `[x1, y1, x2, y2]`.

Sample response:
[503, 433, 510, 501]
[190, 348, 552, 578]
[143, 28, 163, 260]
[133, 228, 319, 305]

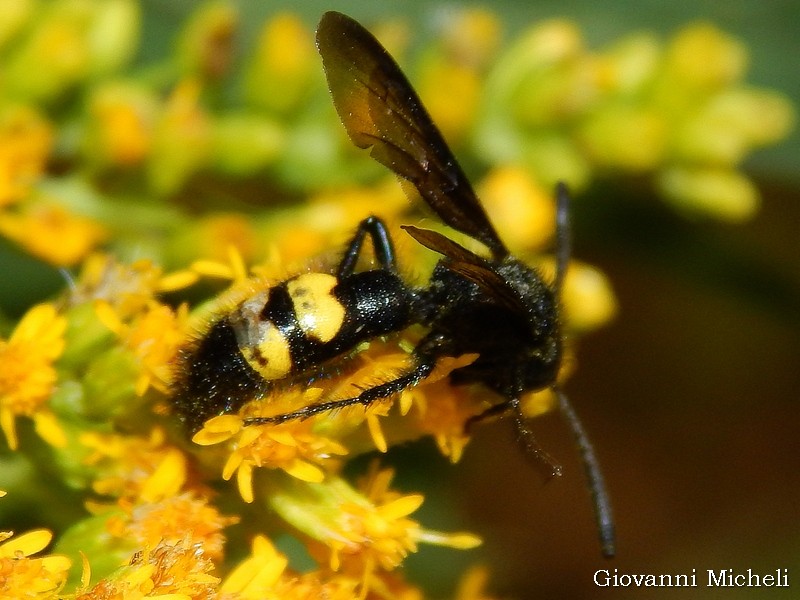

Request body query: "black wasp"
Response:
[173, 11, 615, 557]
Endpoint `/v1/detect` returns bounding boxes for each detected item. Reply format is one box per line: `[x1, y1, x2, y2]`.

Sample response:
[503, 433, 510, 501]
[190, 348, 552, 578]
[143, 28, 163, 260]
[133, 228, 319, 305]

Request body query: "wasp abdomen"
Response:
[175, 318, 269, 432]
[230, 270, 413, 382]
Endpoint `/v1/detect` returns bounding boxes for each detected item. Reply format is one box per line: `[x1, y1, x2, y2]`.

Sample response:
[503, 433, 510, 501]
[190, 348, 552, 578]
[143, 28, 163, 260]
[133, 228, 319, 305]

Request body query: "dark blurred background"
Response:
[2, 1, 797, 598]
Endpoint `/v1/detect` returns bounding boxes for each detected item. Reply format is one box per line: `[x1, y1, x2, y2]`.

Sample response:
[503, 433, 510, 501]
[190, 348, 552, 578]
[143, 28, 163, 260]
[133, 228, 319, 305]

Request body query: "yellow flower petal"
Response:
[190, 258, 235, 279]
[220, 535, 288, 595]
[140, 449, 187, 502]
[32, 411, 66, 448]
[0, 528, 52, 558]
[378, 494, 424, 520]
[284, 459, 325, 483]
[416, 530, 483, 549]
[267, 427, 299, 447]
[157, 269, 199, 292]
[222, 452, 243, 481]
[94, 299, 125, 335]
[366, 413, 387, 453]
[237, 461, 254, 503]
[0, 407, 19, 451]
[192, 414, 241, 445]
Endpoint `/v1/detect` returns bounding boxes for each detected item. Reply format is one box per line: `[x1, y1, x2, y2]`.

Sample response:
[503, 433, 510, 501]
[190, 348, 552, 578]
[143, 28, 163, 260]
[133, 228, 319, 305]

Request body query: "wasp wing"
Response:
[403, 225, 527, 314]
[317, 11, 508, 260]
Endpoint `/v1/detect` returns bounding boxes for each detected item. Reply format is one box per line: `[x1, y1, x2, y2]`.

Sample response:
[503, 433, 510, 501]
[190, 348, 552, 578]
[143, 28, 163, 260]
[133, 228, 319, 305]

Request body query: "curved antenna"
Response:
[550, 183, 615, 556]
[553, 181, 572, 297]
[554, 385, 616, 558]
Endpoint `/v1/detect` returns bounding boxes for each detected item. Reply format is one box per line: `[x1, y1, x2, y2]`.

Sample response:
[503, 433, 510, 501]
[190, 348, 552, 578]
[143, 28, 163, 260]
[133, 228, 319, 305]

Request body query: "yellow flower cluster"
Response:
[0, 3, 792, 599]
[0, 240, 495, 597]
[469, 19, 794, 221]
[0, 4, 791, 274]
[0, 512, 71, 600]
[0, 304, 66, 450]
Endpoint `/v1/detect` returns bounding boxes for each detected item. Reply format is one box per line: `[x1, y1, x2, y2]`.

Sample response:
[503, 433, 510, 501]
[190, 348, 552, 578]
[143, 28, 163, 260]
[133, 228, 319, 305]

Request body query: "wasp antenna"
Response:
[554, 385, 616, 558]
[553, 182, 572, 300]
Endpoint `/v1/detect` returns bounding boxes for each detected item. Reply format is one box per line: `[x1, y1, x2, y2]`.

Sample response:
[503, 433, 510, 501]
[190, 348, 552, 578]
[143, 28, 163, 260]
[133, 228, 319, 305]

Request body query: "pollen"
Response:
[108, 493, 237, 564]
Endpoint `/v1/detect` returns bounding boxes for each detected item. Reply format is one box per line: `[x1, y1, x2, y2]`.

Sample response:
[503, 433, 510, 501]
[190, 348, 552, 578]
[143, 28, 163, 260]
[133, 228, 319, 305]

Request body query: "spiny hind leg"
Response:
[243, 360, 435, 425]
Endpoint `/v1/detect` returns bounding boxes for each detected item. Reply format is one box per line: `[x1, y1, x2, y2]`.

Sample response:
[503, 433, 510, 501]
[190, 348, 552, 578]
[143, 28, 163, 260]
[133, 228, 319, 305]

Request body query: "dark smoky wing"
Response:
[446, 261, 529, 314]
[401, 225, 485, 265]
[316, 11, 509, 260]
[403, 225, 526, 314]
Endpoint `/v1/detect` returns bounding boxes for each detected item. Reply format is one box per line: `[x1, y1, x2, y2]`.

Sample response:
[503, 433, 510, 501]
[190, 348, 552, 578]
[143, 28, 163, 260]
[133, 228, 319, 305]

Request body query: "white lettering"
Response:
[594, 569, 610, 586]
[708, 568, 789, 587]
[708, 569, 728, 586]
[594, 569, 698, 587]
[595, 568, 787, 589]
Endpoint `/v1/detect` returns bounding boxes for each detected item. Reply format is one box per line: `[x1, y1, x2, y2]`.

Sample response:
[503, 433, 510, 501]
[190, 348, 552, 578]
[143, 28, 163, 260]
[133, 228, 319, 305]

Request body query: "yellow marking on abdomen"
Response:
[241, 323, 292, 380]
[287, 273, 346, 343]
[230, 290, 293, 380]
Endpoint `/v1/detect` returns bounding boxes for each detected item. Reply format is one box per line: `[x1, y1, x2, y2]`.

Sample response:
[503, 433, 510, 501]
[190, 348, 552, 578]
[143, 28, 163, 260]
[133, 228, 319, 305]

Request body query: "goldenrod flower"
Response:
[455, 565, 498, 600]
[244, 13, 318, 114]
[194, 409, 348, 502]
[477, 166, 556, 250]
[95, 300, 189, 396]
[106, 493, 236, 564]
[173, 212, 261, 266]
[147, 79, 212, 196]
[0, 528, 71, 599]
[176, 1, 238, 81]
[409, 378, 479, 464]
[220, 534, 360, 599]
[219, 534, 290, 597]
[0, 105, 52, 206]
[0, 303, 66, 450]
[0, 201, 107, 267]
[81, 428, 188, 504]
[74, 540, 218, 600]
[271, 467, 480, 597]
[71, 254, 196, 319]
[84, 83, 157, 168]
[536, 257, 618, 332]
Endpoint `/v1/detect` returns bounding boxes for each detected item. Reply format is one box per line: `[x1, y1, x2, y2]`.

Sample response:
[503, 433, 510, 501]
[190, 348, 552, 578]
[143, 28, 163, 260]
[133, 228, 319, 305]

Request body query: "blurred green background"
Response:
[2, 1, 798, 598]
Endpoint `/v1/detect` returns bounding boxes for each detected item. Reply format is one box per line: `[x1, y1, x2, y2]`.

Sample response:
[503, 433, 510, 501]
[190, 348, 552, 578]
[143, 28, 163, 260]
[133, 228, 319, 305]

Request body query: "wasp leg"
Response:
[243, 360, 435, 425]
[462, 396, 563, 477]
[509, 400, 563, 478]
[337, 216, 397, 278]
[463, 399, 513, 433]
